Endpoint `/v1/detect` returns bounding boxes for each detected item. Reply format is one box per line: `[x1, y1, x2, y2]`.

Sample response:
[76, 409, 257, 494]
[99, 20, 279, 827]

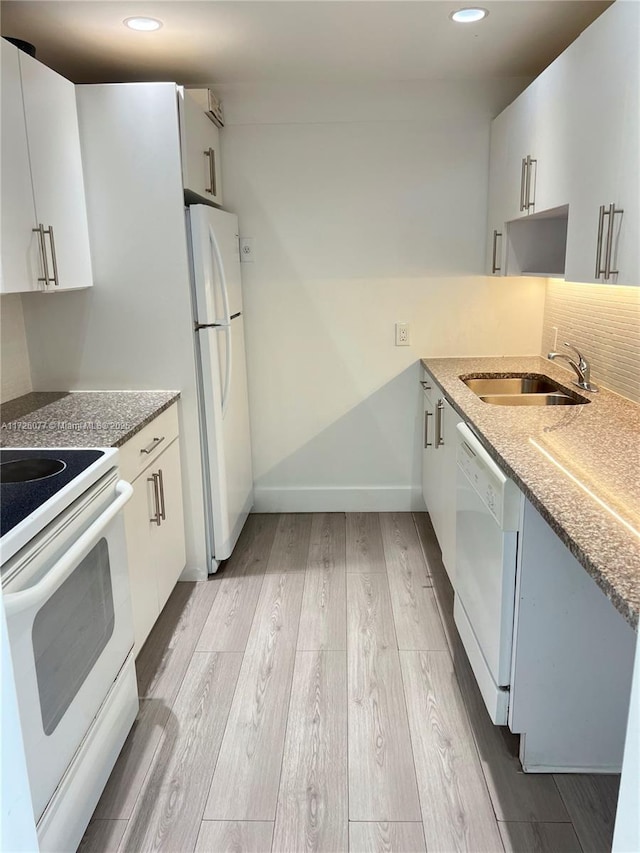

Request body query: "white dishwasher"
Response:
[453, 423, 523, 724]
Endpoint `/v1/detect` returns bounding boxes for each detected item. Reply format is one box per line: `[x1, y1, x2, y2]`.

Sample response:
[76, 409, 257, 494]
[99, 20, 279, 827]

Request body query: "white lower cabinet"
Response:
[420, 368, 636, 773]
[420, 367, 461, 583]
[152, 439, 187, 611]
[510, 499, 635, 772]
[120, 404, 186, 655]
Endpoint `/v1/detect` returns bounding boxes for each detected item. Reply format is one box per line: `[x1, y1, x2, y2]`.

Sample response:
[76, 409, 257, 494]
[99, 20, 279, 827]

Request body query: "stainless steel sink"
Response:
[478, 393, 582, 406]
[461, 373, 590, 406]
[464, 376, 562, 395]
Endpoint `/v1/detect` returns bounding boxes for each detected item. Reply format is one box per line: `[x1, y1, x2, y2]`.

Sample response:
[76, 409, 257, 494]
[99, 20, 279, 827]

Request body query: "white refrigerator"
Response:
[187, 205, 254, 567]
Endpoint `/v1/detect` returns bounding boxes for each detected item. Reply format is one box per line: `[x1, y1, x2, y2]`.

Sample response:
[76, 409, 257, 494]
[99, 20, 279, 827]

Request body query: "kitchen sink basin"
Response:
[461, 373, 590, 406]
[463, 376, 562, 395]
[478, 393, 583, 406]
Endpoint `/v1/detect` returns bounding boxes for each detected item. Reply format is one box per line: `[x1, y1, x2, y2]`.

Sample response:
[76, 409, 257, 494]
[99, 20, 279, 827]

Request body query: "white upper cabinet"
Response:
[179, 89, 223, 205]
[486, 85, 541, 275]
[530, 51, 574, 217]
[0, 40, 93, 293]
[487, 1, 639, 286]
[0, 41, 38, 293]
[494, 85, 539, 224]
[562, 0, 639, 285]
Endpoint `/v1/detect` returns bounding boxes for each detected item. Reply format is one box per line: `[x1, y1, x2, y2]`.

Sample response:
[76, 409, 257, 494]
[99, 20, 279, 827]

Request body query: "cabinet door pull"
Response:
[604, 202, 623, 280]
[524, 155, 536, 212]
[424, 410, 433, 448]
[420, 380, 431, 391]
[148, 472, 162, 525]
[141, 436, 165, 455]
[33, 224, 52, 287]
[520, 158, 527, 212]
[595, 203, 623, 280]
[595, 204, 606, 278]
[491, 230, 502, 273]
[204, 147, 217, 196]
[435, 399, 445, 448]
[46, 225, 60, 286]
[157, 468, 166, 521]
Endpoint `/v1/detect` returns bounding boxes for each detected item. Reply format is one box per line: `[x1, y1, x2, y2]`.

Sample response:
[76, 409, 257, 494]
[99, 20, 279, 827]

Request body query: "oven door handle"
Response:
[3, 480, 133, 616]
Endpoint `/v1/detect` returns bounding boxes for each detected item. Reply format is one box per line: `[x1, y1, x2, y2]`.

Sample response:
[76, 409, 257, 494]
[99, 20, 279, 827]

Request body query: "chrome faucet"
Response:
[547, 342, 599, 392]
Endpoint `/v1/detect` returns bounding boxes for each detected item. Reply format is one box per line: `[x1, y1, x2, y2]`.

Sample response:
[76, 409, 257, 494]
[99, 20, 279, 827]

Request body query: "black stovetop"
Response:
[0, 449, 105, 537]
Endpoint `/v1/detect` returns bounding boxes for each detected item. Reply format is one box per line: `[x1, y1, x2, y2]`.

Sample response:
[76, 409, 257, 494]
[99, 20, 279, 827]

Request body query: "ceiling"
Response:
[0, 1, 612, 86]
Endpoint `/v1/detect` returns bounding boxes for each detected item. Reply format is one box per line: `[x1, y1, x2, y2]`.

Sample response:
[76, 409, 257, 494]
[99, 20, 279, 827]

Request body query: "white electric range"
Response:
[0, 447, 138, 853]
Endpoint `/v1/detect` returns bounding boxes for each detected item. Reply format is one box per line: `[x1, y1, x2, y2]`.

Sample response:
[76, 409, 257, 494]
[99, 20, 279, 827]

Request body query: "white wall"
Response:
[0, 294, 32, 402]
[217, 80, 546, 511]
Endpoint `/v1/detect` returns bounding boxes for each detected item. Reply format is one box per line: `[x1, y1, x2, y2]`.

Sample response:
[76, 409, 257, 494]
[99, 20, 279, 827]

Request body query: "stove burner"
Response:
[1, 458, 67, 484]
[0, 449, 106, 540]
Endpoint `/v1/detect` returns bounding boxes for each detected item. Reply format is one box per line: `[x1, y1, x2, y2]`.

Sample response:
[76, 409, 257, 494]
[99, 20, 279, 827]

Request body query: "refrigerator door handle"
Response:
[208, 224, 231, 326]
[221, 325, 232, 417]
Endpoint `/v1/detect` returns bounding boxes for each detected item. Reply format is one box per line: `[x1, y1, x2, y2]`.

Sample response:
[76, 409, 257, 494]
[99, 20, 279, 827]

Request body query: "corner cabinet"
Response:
[487, 1, 639, 286]
[420, 366, 461, 583]
[179, 88, 223, 206]
[119, 403, 186, 655]
[0, 39, 93, 293]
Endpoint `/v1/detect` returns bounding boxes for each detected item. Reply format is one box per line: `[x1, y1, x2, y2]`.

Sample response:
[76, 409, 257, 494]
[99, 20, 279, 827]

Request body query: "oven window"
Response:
[32, 538, 115, 735]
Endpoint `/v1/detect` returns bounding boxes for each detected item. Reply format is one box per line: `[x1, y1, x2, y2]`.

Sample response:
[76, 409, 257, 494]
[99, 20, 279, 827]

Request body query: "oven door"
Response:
[2, 471, 134, 823]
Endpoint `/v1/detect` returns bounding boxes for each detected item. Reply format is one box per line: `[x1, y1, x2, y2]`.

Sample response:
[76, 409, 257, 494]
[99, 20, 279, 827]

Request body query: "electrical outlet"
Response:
[240, 237, 254, 263]
[395, 322, 410, 346]
[552, 325, 559, 349]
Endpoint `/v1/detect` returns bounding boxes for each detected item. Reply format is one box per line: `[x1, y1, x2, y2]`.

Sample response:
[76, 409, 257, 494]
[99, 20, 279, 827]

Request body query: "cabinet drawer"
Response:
[119, 403, 179, 483]
[420, 366, 437, 404]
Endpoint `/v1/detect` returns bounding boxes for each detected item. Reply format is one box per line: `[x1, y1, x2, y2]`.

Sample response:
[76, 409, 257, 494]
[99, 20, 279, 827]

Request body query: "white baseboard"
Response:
[254, 485, 425, 513]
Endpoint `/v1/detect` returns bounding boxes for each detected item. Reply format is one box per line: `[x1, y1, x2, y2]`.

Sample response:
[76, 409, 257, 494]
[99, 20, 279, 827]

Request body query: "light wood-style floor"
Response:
[79, 513, 620, 853]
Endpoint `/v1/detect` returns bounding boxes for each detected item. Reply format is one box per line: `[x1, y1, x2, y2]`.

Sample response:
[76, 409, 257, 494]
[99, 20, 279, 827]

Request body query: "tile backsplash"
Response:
[1, 294, 33, 403]
[541, 281, 640, 403]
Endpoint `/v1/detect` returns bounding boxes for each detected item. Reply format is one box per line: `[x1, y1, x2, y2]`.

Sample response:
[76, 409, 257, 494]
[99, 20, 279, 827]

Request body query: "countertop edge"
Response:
[110, 393, 181, 447]
[0, 391, 181, 450]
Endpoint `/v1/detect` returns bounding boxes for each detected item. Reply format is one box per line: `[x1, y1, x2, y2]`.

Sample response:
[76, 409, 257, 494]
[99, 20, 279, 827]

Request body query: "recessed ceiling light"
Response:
[450, 8, 489, 24]
[124, 17, 163, 32]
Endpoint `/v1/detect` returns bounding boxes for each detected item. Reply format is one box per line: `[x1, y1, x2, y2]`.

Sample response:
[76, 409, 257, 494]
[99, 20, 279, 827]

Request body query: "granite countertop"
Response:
[422, 356, 640, 630]
[0, 390, 180, 449]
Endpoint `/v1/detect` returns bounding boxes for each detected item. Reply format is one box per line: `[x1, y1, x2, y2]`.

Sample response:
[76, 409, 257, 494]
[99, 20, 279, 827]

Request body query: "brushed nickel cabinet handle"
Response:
[46, 225, 60, 286]
[140, 436, 165, 455]
[148, 472, 161, 525]
[204, 147, 217, 196]
[491, 229, 502, 273]
[595, 204, 606, 278]
[524, 155, 536, 212]
[436, 399, 445, 447]
[595, 203, 623, 280]
[520, 158, 527, 212]
[604, 202, 623, 280]
[424, 410, 433, 448]
[157, 468, 166, 521]
[420, 380, 431, 391]
[33, 224, 52, 287]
